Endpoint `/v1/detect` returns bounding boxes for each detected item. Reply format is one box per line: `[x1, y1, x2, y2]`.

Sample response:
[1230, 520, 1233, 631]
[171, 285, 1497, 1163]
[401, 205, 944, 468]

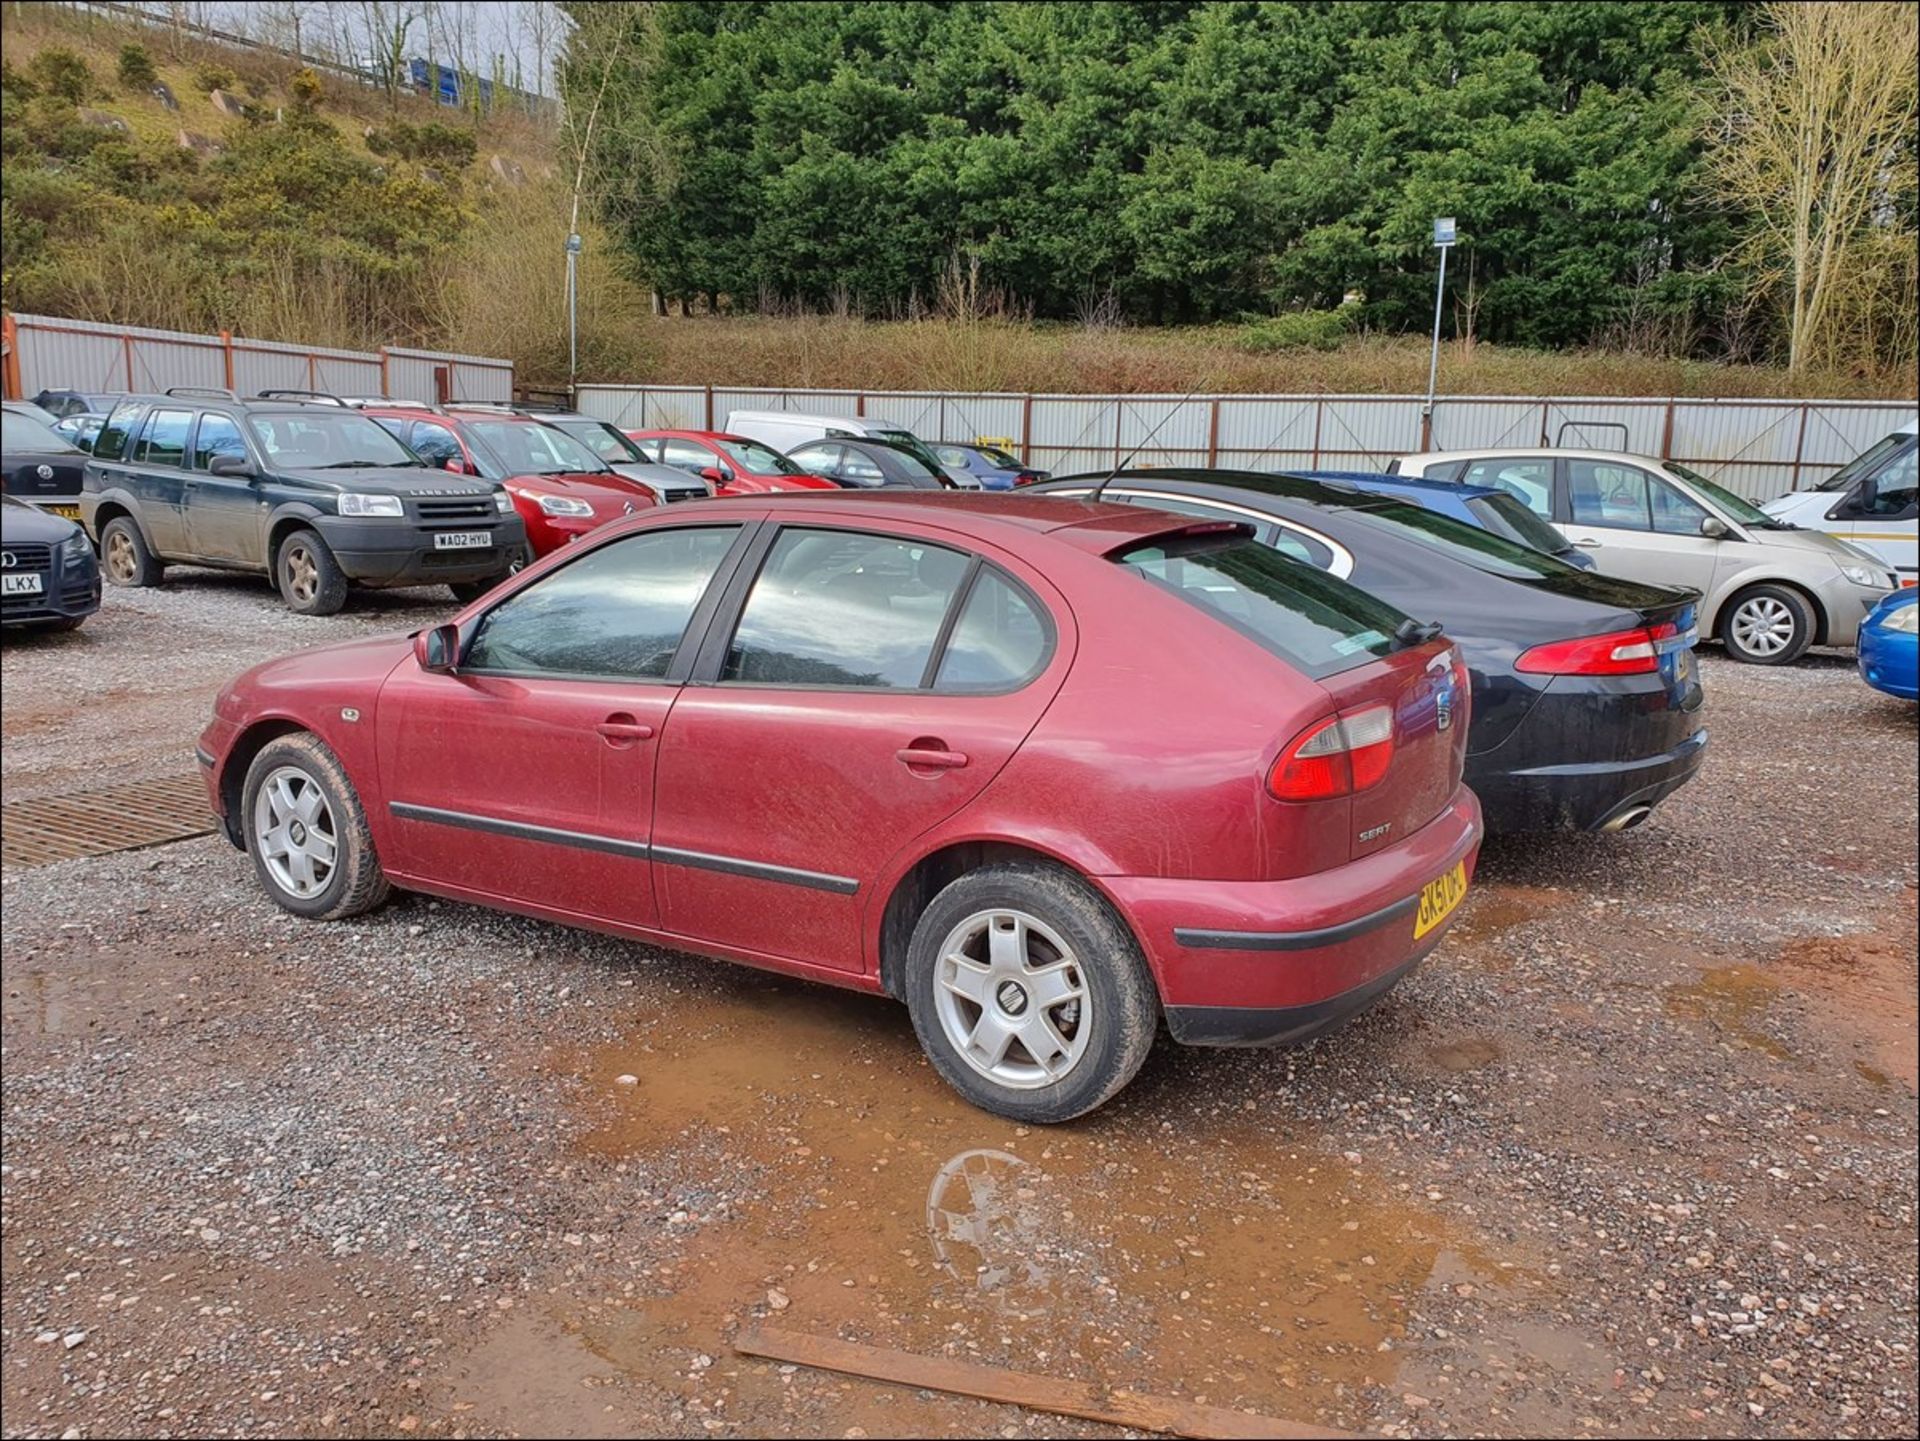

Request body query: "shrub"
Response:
[288, 67, 323, 111]
[1, 58, 41, 102]
[1238, 309, 1355, 353]
[116, 43, 157, 91]
[193, 63, 236, 95]
[28, 48, 92, 105]
[364, 120, 477, 169]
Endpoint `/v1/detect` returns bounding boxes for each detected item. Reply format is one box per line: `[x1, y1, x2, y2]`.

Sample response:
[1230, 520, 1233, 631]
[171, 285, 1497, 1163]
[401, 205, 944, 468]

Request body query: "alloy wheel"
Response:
[251, 765, 337, 899]
[104, 530, 136, 584]
[1731, 596, 1796, 657]
[283, 545, 319, 605]
[933, 908, 1091, 1090]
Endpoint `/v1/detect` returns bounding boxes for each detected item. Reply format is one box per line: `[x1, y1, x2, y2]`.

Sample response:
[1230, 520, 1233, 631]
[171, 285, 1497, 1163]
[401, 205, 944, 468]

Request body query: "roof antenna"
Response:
[1089, 386, 1207, 503]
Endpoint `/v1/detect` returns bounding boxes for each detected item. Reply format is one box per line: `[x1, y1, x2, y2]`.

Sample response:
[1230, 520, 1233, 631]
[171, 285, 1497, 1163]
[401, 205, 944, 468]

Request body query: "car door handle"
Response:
[595, 714, 654, 745]
[1571, 536, 1602, 547]
[896, 746, 969, 771]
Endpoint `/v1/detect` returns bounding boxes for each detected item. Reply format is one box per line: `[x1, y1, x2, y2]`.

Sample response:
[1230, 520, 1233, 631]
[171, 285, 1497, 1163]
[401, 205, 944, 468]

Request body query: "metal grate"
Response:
[2, 773, 216, 868]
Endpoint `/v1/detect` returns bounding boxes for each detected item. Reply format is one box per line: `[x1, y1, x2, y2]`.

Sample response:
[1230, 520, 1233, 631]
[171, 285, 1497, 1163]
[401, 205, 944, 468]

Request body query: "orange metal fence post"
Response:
[221, 330, 235, 391]
[1, 314, 21, 400]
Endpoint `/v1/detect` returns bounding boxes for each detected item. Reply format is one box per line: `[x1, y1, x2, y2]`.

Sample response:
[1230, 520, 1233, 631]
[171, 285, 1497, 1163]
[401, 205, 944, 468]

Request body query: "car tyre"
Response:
[276, 528, 349, 616]
[1721, 583, 1814, 665]
[241, 733, 391, 921]
[904, 861, 1159, 1123]
[100, 516, 162, 588]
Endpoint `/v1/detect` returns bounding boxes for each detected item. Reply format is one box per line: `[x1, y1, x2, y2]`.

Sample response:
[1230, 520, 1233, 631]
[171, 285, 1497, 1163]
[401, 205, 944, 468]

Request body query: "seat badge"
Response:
[340, 707, 361, 723]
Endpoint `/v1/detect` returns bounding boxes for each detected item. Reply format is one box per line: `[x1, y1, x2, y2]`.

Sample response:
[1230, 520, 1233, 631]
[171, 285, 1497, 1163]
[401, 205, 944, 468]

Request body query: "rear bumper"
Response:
[1470, 723, 1707, 832]
[1103, 786, 1482, 1046]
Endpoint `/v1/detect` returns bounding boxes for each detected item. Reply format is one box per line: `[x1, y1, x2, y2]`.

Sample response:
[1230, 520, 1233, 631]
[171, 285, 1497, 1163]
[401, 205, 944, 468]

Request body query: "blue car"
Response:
[1286, 469, 1596, 569]
[1857, 588, 1918, 700]
[933, 442, 1049, 492]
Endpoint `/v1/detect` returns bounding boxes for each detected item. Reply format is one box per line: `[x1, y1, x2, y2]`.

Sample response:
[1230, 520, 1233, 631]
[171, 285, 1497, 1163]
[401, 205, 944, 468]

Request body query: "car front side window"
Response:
[464, 526, 740, 680]
[193, 414, 249, 469]
[1647, 478, 1712, 535]
[1568, 461, 1652, 530]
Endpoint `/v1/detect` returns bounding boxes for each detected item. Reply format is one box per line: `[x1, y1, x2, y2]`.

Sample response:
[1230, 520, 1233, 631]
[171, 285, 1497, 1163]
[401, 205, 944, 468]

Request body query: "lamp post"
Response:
[565, 231, 583, 389]
[1423, 216, 1456, 450]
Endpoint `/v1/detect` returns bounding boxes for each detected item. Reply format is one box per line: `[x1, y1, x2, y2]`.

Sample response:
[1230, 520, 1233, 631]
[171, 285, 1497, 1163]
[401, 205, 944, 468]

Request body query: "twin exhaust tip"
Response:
[1598, 805, 1653, 834]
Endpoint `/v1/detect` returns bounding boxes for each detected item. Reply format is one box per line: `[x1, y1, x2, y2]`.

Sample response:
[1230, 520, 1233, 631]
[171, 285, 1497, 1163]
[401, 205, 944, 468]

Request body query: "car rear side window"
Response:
[135, 409, 193, 467]
[723, 528, 971, 688]
[1114, 533, 1406, 679]
[935, 569, 1052, 691]
[93, 402, 144, 461]
[465, 526, 739, 680]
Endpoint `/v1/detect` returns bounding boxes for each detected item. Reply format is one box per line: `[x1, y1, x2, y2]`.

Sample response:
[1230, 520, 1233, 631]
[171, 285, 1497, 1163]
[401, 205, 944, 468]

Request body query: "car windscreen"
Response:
[976, 445, 1022, 468]
[1662, 462, 1792, 528]
[716, 436, 804, 474]
[467, 420, 607, 475]
[1112, 530, 1407, 679]
[1466, 492, 1573, 553]
[248, 412, 423, 469]
[1816, 430, 1915, 492]
[1345, 499, 1586, 582]
[2, 411, 80, 454]
[560, 420, 646, 463]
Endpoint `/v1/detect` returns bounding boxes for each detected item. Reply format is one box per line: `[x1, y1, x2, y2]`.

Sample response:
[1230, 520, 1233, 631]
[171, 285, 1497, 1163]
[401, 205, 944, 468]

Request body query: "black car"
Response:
[34, 389, 127, 420]
[786, 437, 955, 490]
[2, 494, 101, 630]
[1033, 470, 1707, 834]
[2, 407, 88, 520]
[81, 389, 529, 615]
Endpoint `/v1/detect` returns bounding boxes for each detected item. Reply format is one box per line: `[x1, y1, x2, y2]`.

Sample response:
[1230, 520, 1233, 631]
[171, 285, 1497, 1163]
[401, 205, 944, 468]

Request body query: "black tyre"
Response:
[904, 861, 1159, 1123]
[1721, 583, 1814, 665]
[275, 528, 349, 616]
[240, 733, 391, 921]
[447, 578, 496, 604]
[100, 516, 162, 588]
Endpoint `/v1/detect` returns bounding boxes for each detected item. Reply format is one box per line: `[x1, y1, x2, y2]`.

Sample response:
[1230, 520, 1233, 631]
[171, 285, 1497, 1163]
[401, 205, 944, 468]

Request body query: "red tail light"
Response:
[1516, 623, 1675, 677]
[1268, 704, 1396, 801]
[1014, 472, 1038, 487]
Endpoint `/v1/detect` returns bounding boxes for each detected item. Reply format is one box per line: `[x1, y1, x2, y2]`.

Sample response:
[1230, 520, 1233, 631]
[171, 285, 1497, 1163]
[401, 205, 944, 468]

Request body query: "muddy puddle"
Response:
[1663, 964, 1792, 1061]
[537, 978, 1525, 1429]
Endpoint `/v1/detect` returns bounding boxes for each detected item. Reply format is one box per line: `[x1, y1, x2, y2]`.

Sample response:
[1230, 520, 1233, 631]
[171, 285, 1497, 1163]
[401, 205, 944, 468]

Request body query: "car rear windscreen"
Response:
[1112, 531, 1410, 679]
[1466, 492, 1570, 553]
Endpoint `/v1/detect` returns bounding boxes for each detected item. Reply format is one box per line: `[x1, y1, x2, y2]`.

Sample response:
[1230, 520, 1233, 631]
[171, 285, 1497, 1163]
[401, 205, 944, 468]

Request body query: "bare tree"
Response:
[1704, 1, 1920, 371]
[359, 1, 420, 109]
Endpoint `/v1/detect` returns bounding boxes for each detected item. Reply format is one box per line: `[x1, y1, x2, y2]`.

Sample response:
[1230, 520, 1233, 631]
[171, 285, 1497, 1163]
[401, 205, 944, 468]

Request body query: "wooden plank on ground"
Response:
[734, 1327, 1353, 1441]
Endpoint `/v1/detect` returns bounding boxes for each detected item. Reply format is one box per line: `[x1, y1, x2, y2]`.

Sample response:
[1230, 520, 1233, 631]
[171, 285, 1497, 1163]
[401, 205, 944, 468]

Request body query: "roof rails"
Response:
[255, 389, 347, 406]
[165, 386, 239, 400]
[340, 397, 440, 411]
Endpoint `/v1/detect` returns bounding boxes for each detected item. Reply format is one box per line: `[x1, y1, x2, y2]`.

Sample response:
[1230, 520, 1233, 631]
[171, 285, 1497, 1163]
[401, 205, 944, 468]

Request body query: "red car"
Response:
[197, 493, 1482, 1121]
[363, 406, 661, 559]
[625, 427, 839, 496]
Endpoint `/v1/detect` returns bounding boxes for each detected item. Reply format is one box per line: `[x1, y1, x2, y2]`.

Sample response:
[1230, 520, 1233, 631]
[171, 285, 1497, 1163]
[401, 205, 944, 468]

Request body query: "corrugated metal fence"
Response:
[2, 313, 513, 407]
[575, 384, 1917, 503]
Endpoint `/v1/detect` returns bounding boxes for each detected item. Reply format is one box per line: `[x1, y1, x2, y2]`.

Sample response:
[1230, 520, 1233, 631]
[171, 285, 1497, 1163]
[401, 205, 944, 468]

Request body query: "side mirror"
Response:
[698, 465, 729, 486]
[208, 453, 256, 478]
[440, 455, 469, 475]
[415, 623, 460, 672]
[1699, 516, 1729, 539]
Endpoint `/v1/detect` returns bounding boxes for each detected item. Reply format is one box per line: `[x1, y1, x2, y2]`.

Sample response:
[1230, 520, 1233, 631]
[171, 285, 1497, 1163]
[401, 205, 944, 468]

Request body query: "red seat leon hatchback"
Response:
[199, 494, 1482, 1120]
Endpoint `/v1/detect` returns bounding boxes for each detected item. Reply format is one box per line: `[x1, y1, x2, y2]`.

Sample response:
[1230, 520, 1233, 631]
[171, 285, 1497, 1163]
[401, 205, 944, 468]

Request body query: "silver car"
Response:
[1395, 447, 1899, 664]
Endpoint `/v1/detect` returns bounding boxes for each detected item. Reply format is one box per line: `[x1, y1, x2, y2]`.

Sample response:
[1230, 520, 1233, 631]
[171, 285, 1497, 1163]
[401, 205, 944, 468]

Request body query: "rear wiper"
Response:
[1392, 618, 1445, 649]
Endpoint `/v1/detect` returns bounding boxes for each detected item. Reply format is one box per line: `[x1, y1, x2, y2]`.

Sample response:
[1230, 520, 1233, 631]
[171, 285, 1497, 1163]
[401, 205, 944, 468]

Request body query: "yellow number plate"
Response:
[1413, 861, 1469, 940]
[46, 504, 81, 520]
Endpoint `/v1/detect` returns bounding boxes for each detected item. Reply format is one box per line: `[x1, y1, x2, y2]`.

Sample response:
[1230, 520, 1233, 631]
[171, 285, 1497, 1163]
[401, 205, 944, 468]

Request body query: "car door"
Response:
[183, 413, 263, 562]
[1825, 441, 1919, 578]
[649, 520, 1067, 974]
[1559, 458, 1720, 593]
[376, 521, 752, 926]
[124, 407, 196, 556]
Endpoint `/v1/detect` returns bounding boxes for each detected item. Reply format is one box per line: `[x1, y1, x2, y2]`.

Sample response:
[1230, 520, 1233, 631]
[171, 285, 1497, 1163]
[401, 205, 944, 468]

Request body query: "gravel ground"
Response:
[2, 577, 1915, 1440]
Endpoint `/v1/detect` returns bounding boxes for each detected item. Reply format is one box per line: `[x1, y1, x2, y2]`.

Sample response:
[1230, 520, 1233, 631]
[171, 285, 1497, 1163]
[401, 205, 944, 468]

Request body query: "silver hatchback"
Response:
[1395, 447, 1899, 664]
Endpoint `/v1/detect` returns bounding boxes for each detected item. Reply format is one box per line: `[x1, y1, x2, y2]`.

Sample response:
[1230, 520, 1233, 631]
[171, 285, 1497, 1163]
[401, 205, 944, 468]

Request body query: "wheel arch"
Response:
[873, 836, 1147, 1003]
[216, 717, 312, 848]
[266, 505, 331, 567]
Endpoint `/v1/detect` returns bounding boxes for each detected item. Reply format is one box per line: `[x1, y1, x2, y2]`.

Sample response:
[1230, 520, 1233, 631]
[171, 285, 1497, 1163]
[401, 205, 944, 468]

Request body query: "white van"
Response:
[1762, 419, 1918, 582]
[724, 410, 976, 487]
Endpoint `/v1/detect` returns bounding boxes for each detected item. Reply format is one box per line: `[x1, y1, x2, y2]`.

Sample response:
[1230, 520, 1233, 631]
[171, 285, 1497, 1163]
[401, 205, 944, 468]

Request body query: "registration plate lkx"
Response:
[2, 572, 46, 595]
[1412, 861, 1468, 940]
